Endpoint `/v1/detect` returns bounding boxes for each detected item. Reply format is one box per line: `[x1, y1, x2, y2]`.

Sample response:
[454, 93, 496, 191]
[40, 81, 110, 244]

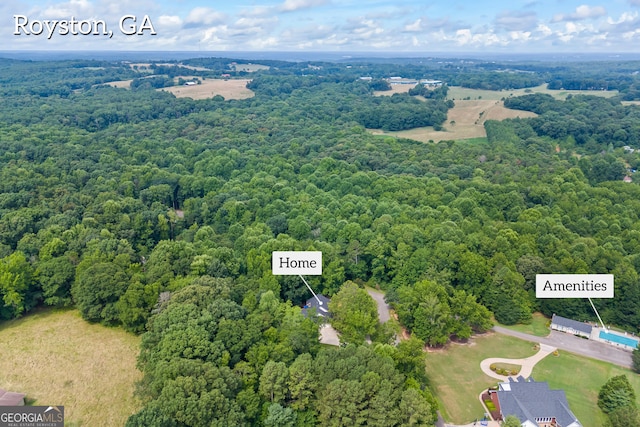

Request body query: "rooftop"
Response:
[0, 388, 26, 406]
[301, 294, 330, 318]
[497, 378, 581, 427]
[551, 314, 593, 335]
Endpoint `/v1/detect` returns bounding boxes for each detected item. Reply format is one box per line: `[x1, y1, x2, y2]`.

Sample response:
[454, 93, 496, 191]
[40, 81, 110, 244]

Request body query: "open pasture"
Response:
[0, 309, 141, 427]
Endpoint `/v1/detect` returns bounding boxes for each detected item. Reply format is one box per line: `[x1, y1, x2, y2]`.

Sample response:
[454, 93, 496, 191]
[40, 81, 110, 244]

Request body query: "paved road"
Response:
[493, 326, 633, 369]
[366, 288, 391, 323]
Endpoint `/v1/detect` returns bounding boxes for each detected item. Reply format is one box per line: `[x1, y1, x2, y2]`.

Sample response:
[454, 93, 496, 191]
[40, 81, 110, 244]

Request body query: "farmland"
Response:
[161, 78, 254, 100]
[371, 84, 620, 142]
[0, 310, 141, 427]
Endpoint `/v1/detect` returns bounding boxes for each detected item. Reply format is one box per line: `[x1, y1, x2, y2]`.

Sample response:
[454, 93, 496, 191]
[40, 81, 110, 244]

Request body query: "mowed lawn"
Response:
[0, 309, 142, 427]
[426, 330, 640, 427]
[533, 351, 640, 427]
[425, 332, 537, 423]
[496, 312, 551, 337]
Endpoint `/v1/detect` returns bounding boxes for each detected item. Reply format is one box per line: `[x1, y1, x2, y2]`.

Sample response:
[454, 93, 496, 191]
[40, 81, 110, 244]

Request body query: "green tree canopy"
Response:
[598, 375, 637, 414]
[328, 281, 378, 344]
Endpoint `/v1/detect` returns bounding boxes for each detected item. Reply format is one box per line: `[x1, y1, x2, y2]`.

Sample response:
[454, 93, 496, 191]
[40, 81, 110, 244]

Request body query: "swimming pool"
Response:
[599, 330, 640, 349]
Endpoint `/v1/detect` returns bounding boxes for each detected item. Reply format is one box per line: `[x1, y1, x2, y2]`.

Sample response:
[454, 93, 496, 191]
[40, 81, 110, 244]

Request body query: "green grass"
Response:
[425, 329, 640, 427]
[424, 333, 537, 423]
[0, 309, 142, 427]
[533, 350, 640, 427]
[447, 84, 619, 101]
[498, 312, 551, 337]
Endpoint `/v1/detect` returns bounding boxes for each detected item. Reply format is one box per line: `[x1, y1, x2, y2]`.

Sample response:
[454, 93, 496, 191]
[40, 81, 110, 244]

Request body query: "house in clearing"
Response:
[489, 377, 582, 427]
[550, 314, 592, 338]
[301, 294, 330, 319]
[0, 388, 26, 406]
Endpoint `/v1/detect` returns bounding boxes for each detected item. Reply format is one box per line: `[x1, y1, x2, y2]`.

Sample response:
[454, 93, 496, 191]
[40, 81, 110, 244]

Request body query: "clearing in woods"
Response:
[371, 83, 618, 143]
[0, 309, 142, 427]
[368, 98, 537, 142]
[106, 78, 255, 100]
[162, 78, 255, 100]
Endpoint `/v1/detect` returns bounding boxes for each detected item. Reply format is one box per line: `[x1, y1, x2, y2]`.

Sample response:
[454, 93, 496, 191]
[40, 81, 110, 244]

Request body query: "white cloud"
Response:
[235, 16, 278, 29]
[536, 23, 553, 37]
[509, 31, 532, 41]
[184, 7, 226, 27]
[404, 18, 422, 32]
[607, 11, 638, 25]
[552, 5, 606, 22]
[158, 15, 182, 27]
[279, 0, 329, 12]
[454, 28, 503, 47]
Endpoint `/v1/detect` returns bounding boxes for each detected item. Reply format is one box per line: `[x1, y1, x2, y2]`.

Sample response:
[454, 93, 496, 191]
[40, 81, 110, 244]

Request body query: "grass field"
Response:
[371, 83, 619, 143]
[426, 330, 640, 427]
[425, 332, 537, 423]
[533, 350, 640, 427]
[0, 309, 141, 427]
[446, 84, 619, 101]
[162, 78, 254, 100]
[497, 312, 551, 337]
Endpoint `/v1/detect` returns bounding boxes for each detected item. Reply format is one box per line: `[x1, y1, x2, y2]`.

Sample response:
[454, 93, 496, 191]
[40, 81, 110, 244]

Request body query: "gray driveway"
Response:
[493, 326, 633, 369]
[366, 288, 391, 323]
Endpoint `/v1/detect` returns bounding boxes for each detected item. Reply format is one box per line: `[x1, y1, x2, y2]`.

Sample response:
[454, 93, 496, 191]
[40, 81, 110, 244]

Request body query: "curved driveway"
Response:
[493, 326, 633, 369]
[480, 343, 556, 380]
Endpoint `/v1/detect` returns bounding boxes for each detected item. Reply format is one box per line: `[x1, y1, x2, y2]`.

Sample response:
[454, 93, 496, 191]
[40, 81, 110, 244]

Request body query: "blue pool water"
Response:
[599, 331, 639, 348]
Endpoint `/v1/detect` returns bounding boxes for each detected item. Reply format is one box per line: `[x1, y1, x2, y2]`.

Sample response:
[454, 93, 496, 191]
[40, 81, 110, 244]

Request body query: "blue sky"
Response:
[5, 0, 640, 52]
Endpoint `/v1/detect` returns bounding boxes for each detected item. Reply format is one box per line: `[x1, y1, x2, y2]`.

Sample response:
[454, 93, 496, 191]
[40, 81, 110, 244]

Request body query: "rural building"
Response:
[420, 79, 444, 87]
[387, 77, 418, 85]
[489, 377, 582, 427]
[0, 388, 26, 406]
[301, 294, 330, 319]
[550, 314, 592, 338]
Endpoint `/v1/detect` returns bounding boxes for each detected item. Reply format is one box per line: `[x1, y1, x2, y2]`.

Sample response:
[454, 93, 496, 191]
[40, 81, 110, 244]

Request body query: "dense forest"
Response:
[1, 55, 640, 425]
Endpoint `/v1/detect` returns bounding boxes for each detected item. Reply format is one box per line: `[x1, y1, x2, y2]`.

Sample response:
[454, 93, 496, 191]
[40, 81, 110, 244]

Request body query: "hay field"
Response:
[369, 99, 537, 143]
[371, 83, 619, 143]
[0, 309, 142, 427]
[162, 78, 254, 100]
[107, 79, 133, 89]
[448, 84, 619, 101]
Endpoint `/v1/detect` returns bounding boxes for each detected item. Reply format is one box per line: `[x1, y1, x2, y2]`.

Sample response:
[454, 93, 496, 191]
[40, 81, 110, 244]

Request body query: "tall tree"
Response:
[328, 281, 378, 344]
[632, 344, 640, 374]
[598, 375, 637, 414]
[258, 360, 289, 403]
[72, 261, 129, 324]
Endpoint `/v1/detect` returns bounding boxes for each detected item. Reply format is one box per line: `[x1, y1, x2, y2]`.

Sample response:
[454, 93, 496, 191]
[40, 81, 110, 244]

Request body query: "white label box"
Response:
[272, 251, 322, 275]
[536, 274, 614, 298]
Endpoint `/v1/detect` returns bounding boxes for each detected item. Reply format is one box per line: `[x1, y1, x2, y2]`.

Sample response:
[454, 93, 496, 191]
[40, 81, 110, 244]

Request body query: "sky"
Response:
[5, 0, 640, 53]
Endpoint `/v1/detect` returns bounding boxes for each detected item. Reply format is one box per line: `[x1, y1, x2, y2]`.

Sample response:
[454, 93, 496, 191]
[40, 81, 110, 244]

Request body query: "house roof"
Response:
[0, 388, 26, 406]
[301, 294, 330, 318]
[497, 379, 581, 427]
[551, 313, 593, 335]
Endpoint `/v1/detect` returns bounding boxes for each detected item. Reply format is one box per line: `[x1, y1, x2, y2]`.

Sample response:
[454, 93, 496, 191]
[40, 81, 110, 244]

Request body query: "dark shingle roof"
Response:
[551, 314, 592, 335]
[497, 379, 581, 427]
[301, 294, 330, 318]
